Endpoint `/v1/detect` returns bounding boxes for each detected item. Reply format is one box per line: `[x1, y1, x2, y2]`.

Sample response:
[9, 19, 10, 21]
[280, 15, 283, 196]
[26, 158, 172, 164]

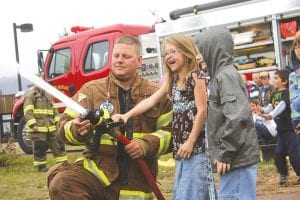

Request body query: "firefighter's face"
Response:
[112, 43, 142, 81]
[163, 43, 185, 73]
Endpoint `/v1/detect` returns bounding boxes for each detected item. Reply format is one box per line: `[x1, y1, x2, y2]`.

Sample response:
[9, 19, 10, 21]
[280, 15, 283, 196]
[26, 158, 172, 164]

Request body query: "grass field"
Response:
[0, 151, 300, 200]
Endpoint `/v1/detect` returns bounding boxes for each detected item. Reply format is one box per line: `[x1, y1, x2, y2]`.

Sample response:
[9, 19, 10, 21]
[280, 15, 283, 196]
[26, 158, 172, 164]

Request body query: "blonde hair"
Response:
[162, 34, 198, 93]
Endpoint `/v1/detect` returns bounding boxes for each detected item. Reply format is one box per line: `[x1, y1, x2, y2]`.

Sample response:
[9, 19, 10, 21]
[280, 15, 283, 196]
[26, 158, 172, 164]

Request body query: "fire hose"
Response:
[85, 109, 165, 200]
[16, 64, 165, 200]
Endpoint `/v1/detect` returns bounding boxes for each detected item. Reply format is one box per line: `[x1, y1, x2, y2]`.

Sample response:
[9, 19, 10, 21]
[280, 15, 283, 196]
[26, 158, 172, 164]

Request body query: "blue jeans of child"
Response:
[173, 153, 210, 200]
[219, 164, 257, 200]
[255, 122, 275, 145]
[275, 130, 300, 176]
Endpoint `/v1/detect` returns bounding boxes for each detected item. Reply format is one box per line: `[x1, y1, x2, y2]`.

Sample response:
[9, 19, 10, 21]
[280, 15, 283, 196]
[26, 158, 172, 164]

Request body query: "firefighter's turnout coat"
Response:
[54, 73, 172, 199]
[24, 87, 67, 167]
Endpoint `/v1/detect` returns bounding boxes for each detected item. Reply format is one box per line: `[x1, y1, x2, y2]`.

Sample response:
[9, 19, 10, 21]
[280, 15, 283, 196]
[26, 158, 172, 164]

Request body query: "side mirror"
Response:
[37, 51, 44, 73]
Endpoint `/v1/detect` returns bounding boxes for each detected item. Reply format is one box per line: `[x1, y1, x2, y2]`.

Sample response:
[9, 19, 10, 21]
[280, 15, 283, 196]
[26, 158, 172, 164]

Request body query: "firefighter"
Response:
[23, 81, 67, 172]
[47, 35, 173, 200]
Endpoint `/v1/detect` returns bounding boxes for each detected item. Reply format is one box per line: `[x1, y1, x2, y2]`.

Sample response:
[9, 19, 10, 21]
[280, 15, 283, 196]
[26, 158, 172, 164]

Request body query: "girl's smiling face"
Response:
[163, 43, 185, 73]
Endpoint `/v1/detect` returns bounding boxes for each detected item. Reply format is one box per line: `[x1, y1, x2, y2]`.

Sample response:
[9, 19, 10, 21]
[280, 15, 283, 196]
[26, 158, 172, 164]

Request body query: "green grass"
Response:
[0, 152, 300, 200]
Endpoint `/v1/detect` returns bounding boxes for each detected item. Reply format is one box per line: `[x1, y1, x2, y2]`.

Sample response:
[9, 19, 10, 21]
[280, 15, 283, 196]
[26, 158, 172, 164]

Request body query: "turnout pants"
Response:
[48, 162, 120, 200]
[30, 132, 66, 167]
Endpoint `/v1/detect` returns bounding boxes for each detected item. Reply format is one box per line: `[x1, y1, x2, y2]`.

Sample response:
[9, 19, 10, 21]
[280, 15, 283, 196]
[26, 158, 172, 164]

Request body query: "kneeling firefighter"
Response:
[47, 35, 173, 200]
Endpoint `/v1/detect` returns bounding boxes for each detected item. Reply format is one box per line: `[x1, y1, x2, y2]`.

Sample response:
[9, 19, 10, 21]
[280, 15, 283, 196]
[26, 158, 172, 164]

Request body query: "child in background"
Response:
[241, 73, 260, 100]
[259, 71, 275, 107]
[259, 70, 300, 186]
[289, 31, 300, 134]
[112, 34, 215, 200]
[252, 72, 262, 89]
[250, 99, 277, 145]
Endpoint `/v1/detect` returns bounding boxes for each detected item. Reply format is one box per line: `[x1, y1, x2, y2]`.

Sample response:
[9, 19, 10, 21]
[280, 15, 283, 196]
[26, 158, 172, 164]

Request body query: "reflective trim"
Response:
[33, 109, 54, 115]
[119, 190, 154, 200]
[33, 161, 47, 167]
[54, 116, 60, 123]
[24, 104, 34, 114]
[48, 125, 57, 132]
[133, 132, 147, 139]
[55, 155, 68, 163]
[27, 125, 57, 133]
[83, 159, 111, 187]
[64, 107, 80, 118]
[156, 111, 172, 129]
[151, 129, 172, 156]
[64, 121, 84, 145]
[100, 134, 117, 145]
[27, 118, 37, 127]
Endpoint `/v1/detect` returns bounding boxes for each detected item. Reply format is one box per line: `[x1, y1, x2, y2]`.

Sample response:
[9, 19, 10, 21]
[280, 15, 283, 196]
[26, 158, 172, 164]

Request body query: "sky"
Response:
[0, 0, 217, 82]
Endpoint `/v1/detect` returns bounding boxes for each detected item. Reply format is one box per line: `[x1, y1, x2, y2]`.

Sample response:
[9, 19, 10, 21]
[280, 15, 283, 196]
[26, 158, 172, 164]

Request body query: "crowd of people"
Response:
[22, 28, 300, 199]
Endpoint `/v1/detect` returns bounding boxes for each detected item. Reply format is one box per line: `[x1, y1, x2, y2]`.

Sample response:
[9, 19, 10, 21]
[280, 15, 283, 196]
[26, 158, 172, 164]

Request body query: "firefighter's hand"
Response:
[214, 160, 230, 175]
[125, 140, 145, 160]
[72, 118, 91, 136]
[111, 113, 129, 124]
[32, 125, 38, 132]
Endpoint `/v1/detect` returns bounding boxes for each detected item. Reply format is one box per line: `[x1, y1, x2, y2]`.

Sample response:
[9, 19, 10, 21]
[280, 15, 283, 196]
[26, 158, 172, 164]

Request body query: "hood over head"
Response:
[194, 26, 234, 78]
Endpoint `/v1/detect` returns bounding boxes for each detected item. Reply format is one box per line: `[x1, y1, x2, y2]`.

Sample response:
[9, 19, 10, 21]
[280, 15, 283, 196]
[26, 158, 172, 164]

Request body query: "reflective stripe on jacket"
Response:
[24, 87, 59, 133]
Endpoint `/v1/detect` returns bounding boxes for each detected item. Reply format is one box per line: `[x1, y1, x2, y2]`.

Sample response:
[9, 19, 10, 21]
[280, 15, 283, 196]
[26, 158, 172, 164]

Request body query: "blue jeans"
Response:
[275, 130, 300, 176]
[255, 122, 276, 145]
[219, 164, 257, 200]
[173, 153, 210, 200]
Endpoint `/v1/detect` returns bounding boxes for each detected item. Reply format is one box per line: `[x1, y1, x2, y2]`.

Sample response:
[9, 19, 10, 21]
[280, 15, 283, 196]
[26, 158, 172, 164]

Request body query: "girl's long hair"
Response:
[162, 34, 198, 94]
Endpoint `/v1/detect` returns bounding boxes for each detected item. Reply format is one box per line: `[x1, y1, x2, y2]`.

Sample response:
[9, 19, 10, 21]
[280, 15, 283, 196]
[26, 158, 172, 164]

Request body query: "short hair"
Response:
[115, 35, 142, 56]
[274, 70, 289, 87]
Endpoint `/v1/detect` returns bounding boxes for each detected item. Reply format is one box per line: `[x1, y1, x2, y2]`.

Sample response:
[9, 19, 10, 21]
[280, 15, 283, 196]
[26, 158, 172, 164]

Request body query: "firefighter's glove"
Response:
[132, 138, 150, 158]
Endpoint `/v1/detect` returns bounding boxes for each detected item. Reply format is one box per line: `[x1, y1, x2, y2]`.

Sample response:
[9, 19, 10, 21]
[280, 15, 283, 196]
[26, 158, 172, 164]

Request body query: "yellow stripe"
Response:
[64, 121, 84, 145]
[151, 129, 171, 156]
[55, 156, 68, 163]
[26, 118, 37, 127]
[33, 161, 47, 166]
[24, 105, 34, 114]
[119, 190, 154, 200]
[54, 116, 60, 123]
[64, 107, 80, 118]
[156, 111, 172, 129]
[83, 159, 111, 186]
[33, 109, 54, 115]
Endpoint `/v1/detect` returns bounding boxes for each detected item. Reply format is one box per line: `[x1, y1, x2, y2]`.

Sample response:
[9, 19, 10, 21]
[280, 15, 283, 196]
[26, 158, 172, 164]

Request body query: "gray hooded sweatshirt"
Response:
[194, 26, 260, 169]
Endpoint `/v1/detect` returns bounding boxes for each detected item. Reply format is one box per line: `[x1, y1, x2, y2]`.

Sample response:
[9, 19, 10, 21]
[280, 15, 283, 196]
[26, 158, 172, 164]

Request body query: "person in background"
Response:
[252, 72, 263, 89]
[47, 35, 173, 200]
[113, 34, 216, 200]
[250, 98, 277, 145]
[194, 26, 260, 200]
[23, 79, 67, 172]
[259, 70, 300, 186]
[259, 71, 275, 107]
[289, 31, 300, 134]
[241, 73, 260, 100]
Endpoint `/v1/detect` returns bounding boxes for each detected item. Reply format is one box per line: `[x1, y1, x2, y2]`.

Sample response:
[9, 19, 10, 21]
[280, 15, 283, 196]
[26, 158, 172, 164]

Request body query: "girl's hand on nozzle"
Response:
[111, 114, 129, 124]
